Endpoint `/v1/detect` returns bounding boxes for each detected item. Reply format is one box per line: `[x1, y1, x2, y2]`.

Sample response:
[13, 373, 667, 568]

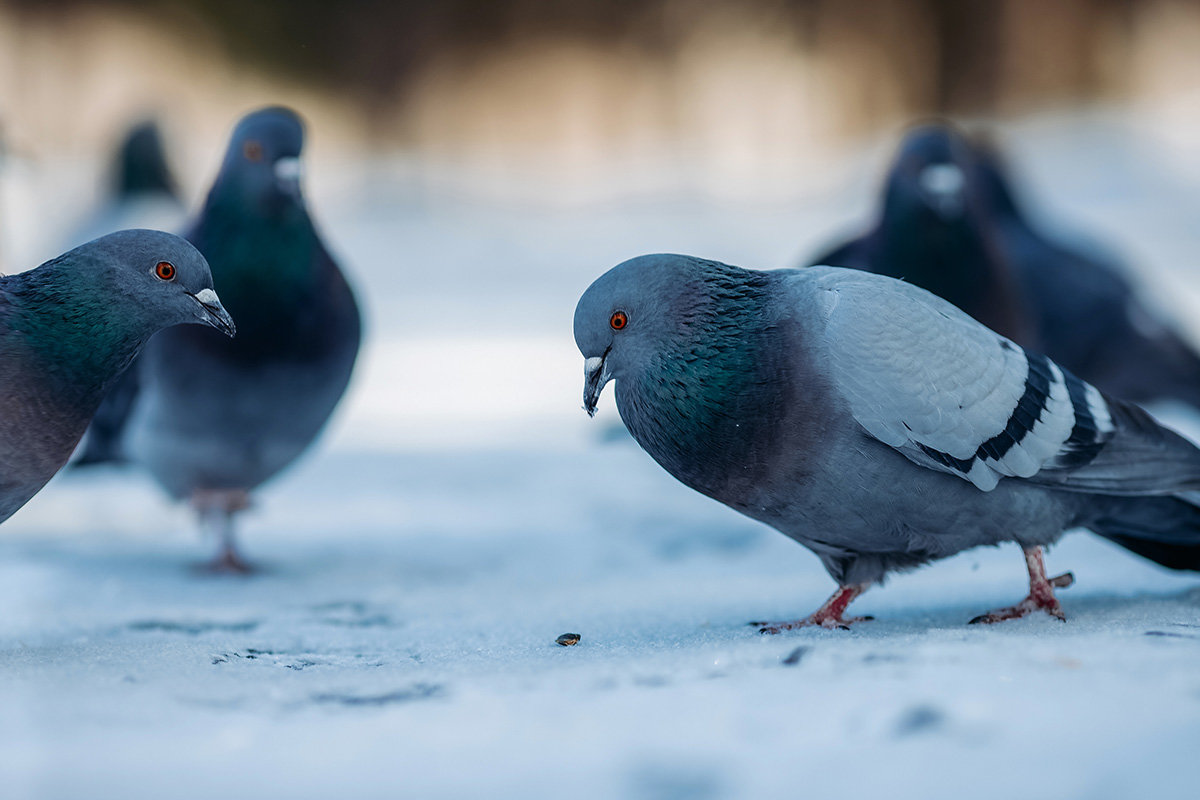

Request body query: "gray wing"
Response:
[801, 266, 1200, 496]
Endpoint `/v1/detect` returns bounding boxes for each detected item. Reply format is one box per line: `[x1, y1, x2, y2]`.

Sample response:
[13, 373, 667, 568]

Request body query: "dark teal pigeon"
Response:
[814, 122, 1200, 410]
[78, 106, 361, 572]
[575, 254, 1200, 630]
[0, 229, 233, 525]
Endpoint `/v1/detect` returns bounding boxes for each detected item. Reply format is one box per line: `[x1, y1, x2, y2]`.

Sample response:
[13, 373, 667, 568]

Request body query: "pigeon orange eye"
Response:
[154, 261, 176, 281]
[243, 140, 264, 162]
[610, 310, 628, 330]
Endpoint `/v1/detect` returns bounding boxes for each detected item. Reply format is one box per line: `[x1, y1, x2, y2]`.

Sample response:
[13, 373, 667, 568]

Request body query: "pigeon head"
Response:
[883, 123, 976, 222]
[5, 229, 234, 404]
[866, 123, 1016, 304]
[113, 120, 176, 199]
[210, 106, 306, 215]
[575, 255, 690, 416]
[574, 254, 769, 417]
[47, 229, 236, 339]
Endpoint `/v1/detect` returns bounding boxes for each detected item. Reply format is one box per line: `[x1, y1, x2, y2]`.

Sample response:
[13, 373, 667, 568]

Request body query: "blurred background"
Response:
[3, 0, 1200, 186]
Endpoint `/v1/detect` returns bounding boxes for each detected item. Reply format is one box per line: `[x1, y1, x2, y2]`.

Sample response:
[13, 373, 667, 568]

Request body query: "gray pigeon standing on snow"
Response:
[574, 254, 1200, 629]
[0, 229, 233, 525]
[77, 107, 361, 572]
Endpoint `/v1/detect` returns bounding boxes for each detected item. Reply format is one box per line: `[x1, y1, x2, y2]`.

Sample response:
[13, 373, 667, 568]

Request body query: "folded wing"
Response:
[804, 266, 1200, 496]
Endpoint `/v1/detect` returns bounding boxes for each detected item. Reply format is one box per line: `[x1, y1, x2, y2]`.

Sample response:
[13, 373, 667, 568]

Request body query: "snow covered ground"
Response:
[2, 110, 1200, 799]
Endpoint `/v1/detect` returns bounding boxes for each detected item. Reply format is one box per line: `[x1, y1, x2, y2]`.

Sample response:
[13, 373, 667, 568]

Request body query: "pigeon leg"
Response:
[752, 583, 872, 633]
[193, 490, 254, 574]
[969, 545, 1074, 624]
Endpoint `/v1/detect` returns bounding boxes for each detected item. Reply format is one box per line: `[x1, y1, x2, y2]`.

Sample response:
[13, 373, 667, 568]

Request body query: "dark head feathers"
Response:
[3, 229, 234, 385]
[206, 106, 307, 217]
[880, 122, 979, 225]
[112, 120, 177, 200]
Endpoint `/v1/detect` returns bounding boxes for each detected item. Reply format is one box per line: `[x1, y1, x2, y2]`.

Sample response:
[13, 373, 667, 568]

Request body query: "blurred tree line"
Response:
[0, 0, 1161, 116]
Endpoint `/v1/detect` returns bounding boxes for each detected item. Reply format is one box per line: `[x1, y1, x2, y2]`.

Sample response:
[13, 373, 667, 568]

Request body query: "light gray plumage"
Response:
[0, 229, 233, 525]
[574, 254, 1200, 628]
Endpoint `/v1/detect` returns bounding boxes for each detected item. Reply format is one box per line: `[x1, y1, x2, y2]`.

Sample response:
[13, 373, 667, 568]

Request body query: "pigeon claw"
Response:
[195, 550, 257, 576]
[191, 489, 255, 576]
[755, 615, 872, 634]
[750, 583, 871, 634]
[968, 595, 1067, 625]
[969, 547, 1073, 625]
[1049, 571, 1075, 589]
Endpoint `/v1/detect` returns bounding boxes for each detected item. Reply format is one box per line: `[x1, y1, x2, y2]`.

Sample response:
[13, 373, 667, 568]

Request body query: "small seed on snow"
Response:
[556, 633, 581, 646]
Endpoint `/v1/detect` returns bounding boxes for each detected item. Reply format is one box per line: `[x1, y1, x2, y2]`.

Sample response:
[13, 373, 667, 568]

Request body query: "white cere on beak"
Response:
[918, 163, 964, 197]
[585, 356, 604, 375]
[194, 288, 220, 305]
[274, 157, 303, 183]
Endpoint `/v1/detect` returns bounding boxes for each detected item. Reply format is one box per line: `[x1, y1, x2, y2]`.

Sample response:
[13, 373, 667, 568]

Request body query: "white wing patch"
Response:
[802, 267, 1114, 491]
[1084, 382, 1114, 434]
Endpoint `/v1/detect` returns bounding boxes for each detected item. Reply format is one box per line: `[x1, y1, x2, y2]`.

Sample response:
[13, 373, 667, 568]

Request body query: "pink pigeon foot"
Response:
[970, 546, 1074, 624]
[752, 583, 873, 633]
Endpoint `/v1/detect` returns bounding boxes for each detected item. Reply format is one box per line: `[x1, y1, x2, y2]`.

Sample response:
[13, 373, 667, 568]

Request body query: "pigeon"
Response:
[111, 119, 179, 206]
[0, 229, 233, 525]
[814, 123, 1200, 410]
[574, 254, 1200, 629]
[68, 120, 185, 249]
[76, 107, 362, 572]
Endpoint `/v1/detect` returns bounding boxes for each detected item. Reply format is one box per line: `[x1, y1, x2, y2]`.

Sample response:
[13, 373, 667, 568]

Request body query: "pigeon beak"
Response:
[274, 157, 303, 196]
[190, 288, 236, 337]
[917, 163, 965, 220]
[582, 352, 611, 418]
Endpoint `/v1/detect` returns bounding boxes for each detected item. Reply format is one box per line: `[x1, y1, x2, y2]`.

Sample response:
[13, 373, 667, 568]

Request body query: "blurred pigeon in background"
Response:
[0, 229, 233, 525]
[67, 120, 185, 248]
[77, 107, 361, 573]
[814, 122, 1200, 411]
[970, 139, 1200, 410]
[575, 254, 1200, 629]
[811, 124, 1035, 342]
